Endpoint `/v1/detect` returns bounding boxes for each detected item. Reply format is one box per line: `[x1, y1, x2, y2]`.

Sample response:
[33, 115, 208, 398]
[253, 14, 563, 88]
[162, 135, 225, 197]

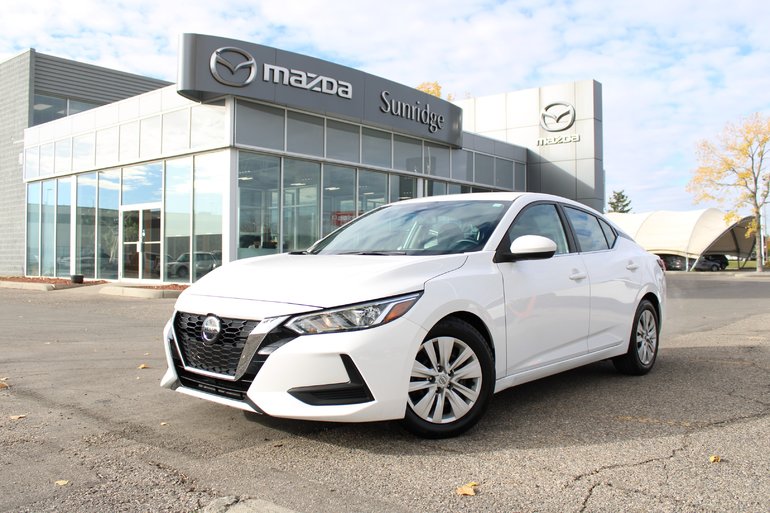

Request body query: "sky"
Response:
[2, 0, 769, 214]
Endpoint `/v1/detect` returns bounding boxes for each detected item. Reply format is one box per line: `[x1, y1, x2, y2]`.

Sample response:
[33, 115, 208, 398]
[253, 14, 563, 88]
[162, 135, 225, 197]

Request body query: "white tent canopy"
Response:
[606, 209, 755, 260]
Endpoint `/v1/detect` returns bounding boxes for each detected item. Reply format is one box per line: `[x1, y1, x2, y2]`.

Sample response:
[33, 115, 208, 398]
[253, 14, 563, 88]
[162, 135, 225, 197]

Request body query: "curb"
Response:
[0, 281, 54, 291]
[99, 286, 183, 299]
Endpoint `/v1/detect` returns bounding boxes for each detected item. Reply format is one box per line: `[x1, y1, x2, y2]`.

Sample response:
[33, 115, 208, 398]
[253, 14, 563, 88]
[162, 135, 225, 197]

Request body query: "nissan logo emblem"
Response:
[540, 102, 576, 132]
[210, 47, 257, 87]
[201, 315, 222, 345]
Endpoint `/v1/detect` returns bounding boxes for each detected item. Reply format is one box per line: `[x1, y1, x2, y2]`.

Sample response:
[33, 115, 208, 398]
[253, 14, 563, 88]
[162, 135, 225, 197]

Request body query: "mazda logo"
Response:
[540, 102, 576, 132]
[210, 47, 257, 87]
[201, 315, 222, 345]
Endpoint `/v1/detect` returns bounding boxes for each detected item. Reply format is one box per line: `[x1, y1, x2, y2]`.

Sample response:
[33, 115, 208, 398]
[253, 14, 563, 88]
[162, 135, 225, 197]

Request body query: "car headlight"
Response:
[285, 293, 421, 335]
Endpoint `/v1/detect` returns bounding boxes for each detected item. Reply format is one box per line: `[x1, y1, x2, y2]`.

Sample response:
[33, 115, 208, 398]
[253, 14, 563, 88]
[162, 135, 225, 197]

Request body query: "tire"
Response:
[403, 318, 495, 438]
[177, 266, 189, 279]
[711, 264, 719, 272]
[613, 299, 659, 375]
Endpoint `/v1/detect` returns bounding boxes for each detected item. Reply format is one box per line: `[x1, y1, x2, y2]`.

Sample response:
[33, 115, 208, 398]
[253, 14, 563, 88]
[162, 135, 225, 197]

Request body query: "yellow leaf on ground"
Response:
[456, 482, 479, 496]
[10, 414, 27, 420]
[55, 480, 69, 486]
[137, 363, 149, 369]
[709, 455, 722, 463]
[160, 422, 168, 426]
[0, 382, 9, 390]
[0, 376, 9, 381]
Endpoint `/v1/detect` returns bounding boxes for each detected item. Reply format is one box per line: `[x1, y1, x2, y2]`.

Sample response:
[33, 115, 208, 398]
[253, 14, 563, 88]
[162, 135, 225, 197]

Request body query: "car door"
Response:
[497, 202, 591, 376]
[562, 206, 641, 353]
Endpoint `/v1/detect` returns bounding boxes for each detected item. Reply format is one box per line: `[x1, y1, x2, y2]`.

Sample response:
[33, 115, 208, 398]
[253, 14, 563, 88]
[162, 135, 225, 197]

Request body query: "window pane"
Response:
[424, 142, 450, 177]
[162, 109, 190, 154]
[474, 154, 494, 185]
[326, 120, 360, 162]
[358, 169, 387, 215]
[362, 127, 391, 168]
[238, 153, 280, 259]
[33, 94, 66, 126]
[165, 158, 192, 282]
[25, 147, 39, 179]
[451, 149, 473, 182]
[564, 207, 609, 252]
[39, 143, 54, 176]
[599, 218, 617, 248]
[508, 203, 569, 254]
[26, 182, 41, 275]
[56, 178, 71, 278]
[495, 158, 514, 190]
[68, 99, 100, 115]
[283, 159, 320, 252]
[515, 162, 526, 191]
[322, 165, 355, 236]
[73, 133, 95, 170]
[76, 173, 97, 277]
[98, 170, 120, 279]
[193, 152, 226, 280]
[389, 174, 417, 203]
[427, 180, 447, 196]
[287, 111, 323, 156]
[119, 121, 140, 162]
[96, 127, 119, 167]
[41, 180, 56, 276]
[235, 100, 285, 150]
[55, 139, 71, 173]
[394, 135, 422, 172]
[140, 116, 161, 159]
[122, 162, 162, 205]
[191, 101, 226, 148]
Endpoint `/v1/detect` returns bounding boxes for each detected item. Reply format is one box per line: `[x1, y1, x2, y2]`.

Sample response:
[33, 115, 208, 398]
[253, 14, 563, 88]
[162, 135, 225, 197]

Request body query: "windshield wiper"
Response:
[288, 250, 311, 255]
[339, 251, 407, 256]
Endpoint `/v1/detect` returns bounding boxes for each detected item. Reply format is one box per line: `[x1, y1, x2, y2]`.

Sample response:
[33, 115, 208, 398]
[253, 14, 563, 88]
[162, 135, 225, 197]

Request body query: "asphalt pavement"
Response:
[0, 273, 768, 512]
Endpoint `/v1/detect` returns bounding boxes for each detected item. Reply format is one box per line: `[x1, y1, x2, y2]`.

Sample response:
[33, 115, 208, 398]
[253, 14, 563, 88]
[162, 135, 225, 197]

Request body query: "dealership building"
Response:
[1, 34, 603, 283]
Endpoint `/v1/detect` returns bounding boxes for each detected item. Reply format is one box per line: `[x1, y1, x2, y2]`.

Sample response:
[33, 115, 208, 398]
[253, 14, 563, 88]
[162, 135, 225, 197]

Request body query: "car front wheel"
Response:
[403, 318, 494, 438]
[613, 299, 659, 375]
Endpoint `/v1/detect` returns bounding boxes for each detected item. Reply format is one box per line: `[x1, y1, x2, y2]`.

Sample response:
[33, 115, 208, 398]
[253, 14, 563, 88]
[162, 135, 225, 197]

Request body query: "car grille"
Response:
[173, 312, 259, 376]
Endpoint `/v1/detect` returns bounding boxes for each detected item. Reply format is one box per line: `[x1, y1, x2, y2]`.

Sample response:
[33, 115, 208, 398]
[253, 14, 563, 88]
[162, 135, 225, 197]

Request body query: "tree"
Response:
[687, 113, 770, 272]
[416, 81, 455, 101]
[607, 190, 632, 213]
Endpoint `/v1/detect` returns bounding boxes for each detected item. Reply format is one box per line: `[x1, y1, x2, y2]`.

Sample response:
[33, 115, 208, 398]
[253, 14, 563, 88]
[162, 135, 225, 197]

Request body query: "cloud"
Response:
[2, 0, 770, 214]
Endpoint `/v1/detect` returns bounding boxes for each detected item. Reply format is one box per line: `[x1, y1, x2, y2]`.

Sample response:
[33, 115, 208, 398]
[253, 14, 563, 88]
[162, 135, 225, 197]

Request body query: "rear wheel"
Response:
[403, 318, 494, 438]
[613, 299, 659, 375]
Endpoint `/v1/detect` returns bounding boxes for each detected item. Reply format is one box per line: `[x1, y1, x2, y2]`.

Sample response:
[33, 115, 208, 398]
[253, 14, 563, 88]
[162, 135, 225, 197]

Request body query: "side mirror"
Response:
[496, 235, 557, 263]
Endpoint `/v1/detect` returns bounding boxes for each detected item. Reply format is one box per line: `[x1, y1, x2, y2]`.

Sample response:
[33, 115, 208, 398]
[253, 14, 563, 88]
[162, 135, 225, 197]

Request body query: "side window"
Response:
[564, 207, 609, 252]
[507, 203, 569, 254]
[599, 218, 617, 248]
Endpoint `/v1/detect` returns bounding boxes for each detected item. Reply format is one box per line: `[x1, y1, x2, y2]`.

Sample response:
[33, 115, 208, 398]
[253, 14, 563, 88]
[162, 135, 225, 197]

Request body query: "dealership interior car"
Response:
[161, 192, 666, 438]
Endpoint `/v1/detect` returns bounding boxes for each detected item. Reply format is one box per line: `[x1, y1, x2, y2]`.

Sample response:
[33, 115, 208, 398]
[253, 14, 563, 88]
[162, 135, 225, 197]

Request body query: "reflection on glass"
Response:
[33, 94, 67, 126]
[98, 170, 120, 279]
[322, 165, 355, 236]
[39, 143, 54, 176]
[475, 154, 494, 185]
[140, 116, 161, 159]
[515, 162, 526, 191]
[96, 127, 119, 167]
[76, 173, 97, 277]
[55, 139, 71, 174]
[283, 159, 320, 252]
[193, 152, 225, 281]
[451, 149, 473, 182]
[56, 178, 71, 278]
[362, 128, 391, 168]
[389, 175, 417, 203]
[162, 109, 190, 154]
[73, 133, 95, 170]
[394, 135, 422, 172]
[165, 158, 192, 282]
[120, 121, 140, 162]
[287, 111, 323, 156]
[25, 147, 39, 179]
[238, 153, 280, 259]
[358, 169, 387, 215]
[424, 142, 450, 177]
[326, 120, 359, 162]
[427, 180, 447, 196]
[235, 100, 285, 150]
[27, 182, 41, 275]
[41, 181, 56, 276]
[191, 101, 226, 148]
[122, 162, 162, 205]
[495, 158, 514, 190]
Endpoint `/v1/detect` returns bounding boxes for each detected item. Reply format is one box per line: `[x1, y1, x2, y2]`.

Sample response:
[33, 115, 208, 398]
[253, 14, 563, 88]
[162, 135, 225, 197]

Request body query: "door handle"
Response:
[626, 261, 639, 271]
[569, 270, 587, 281]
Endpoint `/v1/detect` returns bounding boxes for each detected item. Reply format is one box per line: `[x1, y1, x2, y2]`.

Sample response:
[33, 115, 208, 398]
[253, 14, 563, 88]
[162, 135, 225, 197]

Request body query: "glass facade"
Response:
[23, 86, 526, 283]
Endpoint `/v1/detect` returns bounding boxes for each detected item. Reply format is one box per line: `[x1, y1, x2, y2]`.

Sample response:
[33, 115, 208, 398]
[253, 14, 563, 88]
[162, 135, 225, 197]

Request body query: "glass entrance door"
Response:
[122, 207, 161, 280]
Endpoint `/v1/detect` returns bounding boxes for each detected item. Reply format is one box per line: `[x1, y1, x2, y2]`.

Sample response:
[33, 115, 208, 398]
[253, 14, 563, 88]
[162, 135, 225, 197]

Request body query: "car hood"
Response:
[178, 253, 468, 310]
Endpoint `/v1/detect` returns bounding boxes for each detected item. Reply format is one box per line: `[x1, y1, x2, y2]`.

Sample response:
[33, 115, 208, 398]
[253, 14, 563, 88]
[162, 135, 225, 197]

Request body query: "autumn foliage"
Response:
[687, 113, 770, 271]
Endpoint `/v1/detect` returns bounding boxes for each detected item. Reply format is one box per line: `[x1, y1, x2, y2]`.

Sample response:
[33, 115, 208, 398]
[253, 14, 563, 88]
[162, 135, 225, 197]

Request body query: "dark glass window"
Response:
[508, 203, 569, 254]
[564, 207, 610, 252]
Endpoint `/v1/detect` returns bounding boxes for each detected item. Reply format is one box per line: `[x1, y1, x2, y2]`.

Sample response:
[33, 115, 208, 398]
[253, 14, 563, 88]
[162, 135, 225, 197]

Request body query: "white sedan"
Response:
[161, 192, 665, 438]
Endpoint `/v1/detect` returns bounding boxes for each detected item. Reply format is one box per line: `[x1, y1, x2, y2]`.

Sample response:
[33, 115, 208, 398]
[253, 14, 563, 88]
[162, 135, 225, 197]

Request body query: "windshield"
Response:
[309, 200, 511, 255]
